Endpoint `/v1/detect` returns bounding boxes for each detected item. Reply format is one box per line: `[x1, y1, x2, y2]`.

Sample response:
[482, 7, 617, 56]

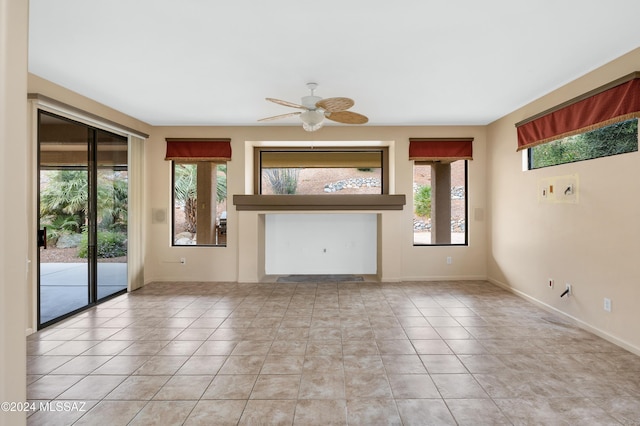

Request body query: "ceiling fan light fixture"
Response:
[300, 109, 325, 132]
[260, 83, 368, 130]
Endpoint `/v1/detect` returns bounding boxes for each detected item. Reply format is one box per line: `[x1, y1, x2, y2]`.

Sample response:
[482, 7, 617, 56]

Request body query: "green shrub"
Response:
[531, 118, 638, 168]
[77, 231, 127, 258]
[414, 185, 432, 218]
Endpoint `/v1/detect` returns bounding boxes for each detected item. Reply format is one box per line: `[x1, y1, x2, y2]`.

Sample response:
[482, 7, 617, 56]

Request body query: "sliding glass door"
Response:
[38, 113, 90, 324]
[95, 129, 128, 300]
[38, 111, 128, 327]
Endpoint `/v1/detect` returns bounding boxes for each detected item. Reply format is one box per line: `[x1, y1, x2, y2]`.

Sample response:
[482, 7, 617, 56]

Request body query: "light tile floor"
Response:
[26, 280, 640, 425]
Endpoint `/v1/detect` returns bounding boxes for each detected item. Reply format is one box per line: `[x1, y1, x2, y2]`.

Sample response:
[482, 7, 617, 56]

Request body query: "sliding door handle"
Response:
[38, 228, 47, 249]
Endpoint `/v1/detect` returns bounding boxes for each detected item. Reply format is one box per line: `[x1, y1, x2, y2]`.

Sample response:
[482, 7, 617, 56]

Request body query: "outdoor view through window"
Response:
[413, 160, 467, 245]
[529, 118, 638, 169]
[261, 168, 382, 195]
[258, 150, 384, 195]
[173, 162, 227, 246]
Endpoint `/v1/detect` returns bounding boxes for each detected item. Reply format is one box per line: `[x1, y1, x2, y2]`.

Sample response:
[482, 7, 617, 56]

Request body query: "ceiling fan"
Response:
[258, 83, 368, 131]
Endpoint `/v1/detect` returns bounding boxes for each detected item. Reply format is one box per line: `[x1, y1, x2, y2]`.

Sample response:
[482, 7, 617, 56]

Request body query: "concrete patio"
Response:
[39, 262, 127, 324]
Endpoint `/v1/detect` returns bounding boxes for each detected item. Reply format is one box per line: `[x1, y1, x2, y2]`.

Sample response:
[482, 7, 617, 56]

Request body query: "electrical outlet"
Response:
[180, 257, 186, 265]
[604, 298, 612, 312]
[446, 256, 452, 265]
[548, 278, 554, 289]
[565, 283, 571, 296]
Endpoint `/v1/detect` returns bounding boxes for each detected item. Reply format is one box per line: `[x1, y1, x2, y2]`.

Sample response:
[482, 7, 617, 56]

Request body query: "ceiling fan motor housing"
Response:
[302, 95, 323, 110]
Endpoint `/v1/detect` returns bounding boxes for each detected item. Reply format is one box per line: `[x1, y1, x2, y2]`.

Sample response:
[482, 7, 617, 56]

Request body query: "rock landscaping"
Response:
[324, 177, 381, 193]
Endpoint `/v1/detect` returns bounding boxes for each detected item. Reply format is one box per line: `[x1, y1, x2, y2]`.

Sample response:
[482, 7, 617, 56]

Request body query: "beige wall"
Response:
[1, 0, 28, 424]
[145, 125, 487, 283]
[487, 47, 640, 355]
[25, 76, 488, 294]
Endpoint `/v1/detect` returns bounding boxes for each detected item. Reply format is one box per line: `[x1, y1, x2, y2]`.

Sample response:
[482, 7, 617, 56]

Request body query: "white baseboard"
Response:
[401, 275, 487, 282]
[488, 277, 640, 357]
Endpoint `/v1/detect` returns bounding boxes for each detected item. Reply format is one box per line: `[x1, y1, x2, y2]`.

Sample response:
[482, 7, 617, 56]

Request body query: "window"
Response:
[172, 162, 227, 246]
[413, 160, 467, 245]
[529, 118, 638, 169]
[165, 138, 231, 247]
[409, 138, 472, 246]
[517, 72, 640, 163]
[255, 148, 388, 195]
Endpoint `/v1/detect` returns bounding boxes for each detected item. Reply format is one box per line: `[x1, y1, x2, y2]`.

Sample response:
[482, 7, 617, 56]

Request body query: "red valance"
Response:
[409, 138, 473, 161]
[165, 138, 232, 161]
[516, 73, 640, 151]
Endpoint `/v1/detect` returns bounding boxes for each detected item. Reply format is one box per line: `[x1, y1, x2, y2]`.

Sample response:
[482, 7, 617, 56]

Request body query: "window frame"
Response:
[171, 160, 227, 247]
[253, 147, 389, 195]
[412, 159, 468, 247]
[527, 118, 638, 170]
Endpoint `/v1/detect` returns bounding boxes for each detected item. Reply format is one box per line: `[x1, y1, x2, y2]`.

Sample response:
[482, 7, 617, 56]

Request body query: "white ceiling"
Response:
[28, 0, 640, 127]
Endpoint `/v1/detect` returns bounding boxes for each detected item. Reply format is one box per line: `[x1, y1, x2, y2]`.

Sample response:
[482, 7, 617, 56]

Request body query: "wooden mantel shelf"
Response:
[233, 194, 406, 211]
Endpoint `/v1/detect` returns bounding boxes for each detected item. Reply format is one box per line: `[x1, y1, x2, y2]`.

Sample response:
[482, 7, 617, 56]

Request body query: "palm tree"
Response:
[174, 164, 198, 233]
[174, 163, 228, 234]
[41, 169, 129, 241]
[216, 164, 227, 202]
[97, 171, 128, 232]
[40, 170, 88, 234]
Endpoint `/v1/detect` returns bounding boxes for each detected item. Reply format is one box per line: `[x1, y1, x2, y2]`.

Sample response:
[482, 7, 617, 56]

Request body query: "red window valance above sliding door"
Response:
[516, 72, 640, 151]
[165, 138, 232, 161]
[409, 138, 473, 161]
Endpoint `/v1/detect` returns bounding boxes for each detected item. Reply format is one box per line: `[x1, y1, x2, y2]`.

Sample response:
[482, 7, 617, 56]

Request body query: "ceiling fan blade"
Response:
[266, 97, 306, 110]
[326, 111, 369, 125]
[316, 97, 354, 112]
[258, 111, 302, 122]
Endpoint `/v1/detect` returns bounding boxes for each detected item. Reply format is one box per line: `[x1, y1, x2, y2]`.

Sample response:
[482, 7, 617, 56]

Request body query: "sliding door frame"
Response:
[28, 95, 147, 332]
[37, 110, 128, 328]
